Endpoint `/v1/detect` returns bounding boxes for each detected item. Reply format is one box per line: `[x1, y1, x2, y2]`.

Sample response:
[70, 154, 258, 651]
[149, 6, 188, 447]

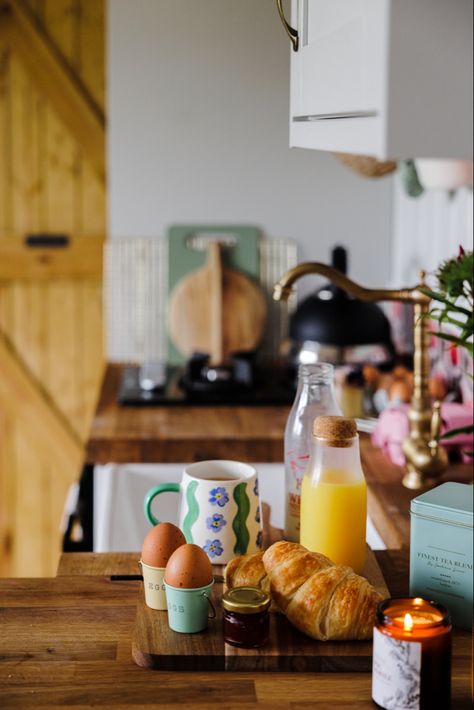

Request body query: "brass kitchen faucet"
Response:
[273, 263, 448, 489]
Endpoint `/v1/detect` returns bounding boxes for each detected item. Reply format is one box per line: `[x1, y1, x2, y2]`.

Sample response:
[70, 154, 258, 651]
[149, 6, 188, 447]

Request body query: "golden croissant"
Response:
[225, 541, 382, 641]
[224, 550, 278, 612]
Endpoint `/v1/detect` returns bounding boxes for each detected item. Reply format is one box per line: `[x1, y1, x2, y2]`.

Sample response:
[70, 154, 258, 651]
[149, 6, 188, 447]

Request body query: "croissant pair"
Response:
[225, 541, 382, 641]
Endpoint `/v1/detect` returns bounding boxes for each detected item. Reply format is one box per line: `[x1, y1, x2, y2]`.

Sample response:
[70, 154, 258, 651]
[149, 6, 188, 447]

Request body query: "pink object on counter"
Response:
[372, 402, 474, 466]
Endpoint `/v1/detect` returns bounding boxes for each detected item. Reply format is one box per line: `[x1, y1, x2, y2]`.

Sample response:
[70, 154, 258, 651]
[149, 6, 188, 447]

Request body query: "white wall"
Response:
[108, 0, 393, 297]
[392, 180, 473, 286]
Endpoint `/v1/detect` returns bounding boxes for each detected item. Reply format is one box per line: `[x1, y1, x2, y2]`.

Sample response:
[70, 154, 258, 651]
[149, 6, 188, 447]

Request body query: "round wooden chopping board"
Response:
[168, 242, 267, 364]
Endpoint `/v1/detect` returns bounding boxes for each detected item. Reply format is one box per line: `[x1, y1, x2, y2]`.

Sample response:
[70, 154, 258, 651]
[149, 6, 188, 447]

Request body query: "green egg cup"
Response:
[164, 580, 214, 633]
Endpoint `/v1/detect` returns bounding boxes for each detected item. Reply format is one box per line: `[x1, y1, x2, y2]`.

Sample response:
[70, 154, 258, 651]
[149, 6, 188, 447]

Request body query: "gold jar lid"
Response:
[313, 416, 357, 447]
[222, 586, 271, 614]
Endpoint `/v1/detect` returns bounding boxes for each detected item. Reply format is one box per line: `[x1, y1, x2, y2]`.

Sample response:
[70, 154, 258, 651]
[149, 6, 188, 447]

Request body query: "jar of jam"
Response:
[222, 586, 271, 648]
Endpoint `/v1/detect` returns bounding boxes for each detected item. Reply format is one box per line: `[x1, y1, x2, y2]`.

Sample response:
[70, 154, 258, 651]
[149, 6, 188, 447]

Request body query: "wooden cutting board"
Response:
[168, 241, 267, 364]
[167, 225, 261, 365]
[131, 547, 389, 672]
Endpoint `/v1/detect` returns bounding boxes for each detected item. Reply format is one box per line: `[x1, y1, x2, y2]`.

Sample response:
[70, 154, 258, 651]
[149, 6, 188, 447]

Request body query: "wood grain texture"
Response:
[1, 0, 105, 181]
[168, 242, 267, 364]
[87, 365, 289, 464]
[0, 235, 104, 279]
[57, 551, 143, 577]
[0, 333, 83, 471]
[0, 0, 105, 577]
[1, 551, 472, 709]
[360, 441, 471, 550]
[131, 548, 389, 673]
[209, 241, 224, 364]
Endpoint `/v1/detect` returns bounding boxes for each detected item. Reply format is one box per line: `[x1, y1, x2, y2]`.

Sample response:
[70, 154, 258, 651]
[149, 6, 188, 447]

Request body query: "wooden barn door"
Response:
[0, 0, 105, 576]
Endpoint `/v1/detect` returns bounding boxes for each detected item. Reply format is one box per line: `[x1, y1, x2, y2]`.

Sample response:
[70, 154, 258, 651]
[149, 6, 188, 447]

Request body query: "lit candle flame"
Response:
[404, 613, 414, 631]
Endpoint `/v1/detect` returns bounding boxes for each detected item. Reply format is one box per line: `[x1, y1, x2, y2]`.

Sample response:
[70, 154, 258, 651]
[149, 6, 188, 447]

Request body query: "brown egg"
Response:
[429, 376, 448, 401]
[362, 364, 380, 388]
[165, 543, 213, 589]
[389, 379, 412, 403]
[392, 365, 411, 380]
[141, 522, 186, 568]
[403, 371, 414, 389]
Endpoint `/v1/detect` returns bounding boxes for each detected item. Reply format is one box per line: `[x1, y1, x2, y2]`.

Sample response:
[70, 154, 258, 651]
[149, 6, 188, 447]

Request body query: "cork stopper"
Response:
[313, 416, 357, 447]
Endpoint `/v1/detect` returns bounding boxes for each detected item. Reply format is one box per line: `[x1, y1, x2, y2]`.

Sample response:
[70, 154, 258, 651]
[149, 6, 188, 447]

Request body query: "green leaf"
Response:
[420, 287, 471, 316]
[430, 332, 473, 354]
[437, 251, 474, 296]
[441, 424, 474, 440]
[400, 160, 424, 198]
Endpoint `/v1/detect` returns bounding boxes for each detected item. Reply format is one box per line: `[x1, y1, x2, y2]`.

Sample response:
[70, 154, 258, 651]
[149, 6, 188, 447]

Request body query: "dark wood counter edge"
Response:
[0, 551, 471, 710]
[86, 437, 286, 464]
[56, 550, 409, 597]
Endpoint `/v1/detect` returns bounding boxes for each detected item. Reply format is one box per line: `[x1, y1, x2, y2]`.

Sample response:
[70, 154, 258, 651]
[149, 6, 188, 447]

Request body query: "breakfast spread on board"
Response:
[134, 414, 471, 708]
[138, 417, 382, 645]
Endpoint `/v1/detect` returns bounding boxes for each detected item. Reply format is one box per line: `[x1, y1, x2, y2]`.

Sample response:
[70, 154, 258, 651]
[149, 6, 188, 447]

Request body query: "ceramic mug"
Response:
[144, 460, 262, 564]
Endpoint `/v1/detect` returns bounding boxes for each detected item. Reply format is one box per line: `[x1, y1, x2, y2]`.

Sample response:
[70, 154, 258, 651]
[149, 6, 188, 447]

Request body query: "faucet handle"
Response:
[430, 401, 443, 444]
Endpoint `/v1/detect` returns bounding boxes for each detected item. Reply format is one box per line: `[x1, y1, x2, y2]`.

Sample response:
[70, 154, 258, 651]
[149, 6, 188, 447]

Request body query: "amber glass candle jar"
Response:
[372, 598, 452, 710]
[222, 586, 271, 648]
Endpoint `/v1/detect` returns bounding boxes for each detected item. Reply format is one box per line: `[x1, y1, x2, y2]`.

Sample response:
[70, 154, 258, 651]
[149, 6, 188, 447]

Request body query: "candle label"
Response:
[372, 627, 421, 710]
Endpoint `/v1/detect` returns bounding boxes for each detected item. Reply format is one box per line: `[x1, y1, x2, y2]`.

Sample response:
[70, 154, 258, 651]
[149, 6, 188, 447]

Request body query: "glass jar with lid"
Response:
[222, 586, 271, 648]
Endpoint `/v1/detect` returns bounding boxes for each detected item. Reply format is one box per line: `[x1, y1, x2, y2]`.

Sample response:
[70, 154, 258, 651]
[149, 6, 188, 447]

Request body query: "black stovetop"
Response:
[118, 365, 296, 406]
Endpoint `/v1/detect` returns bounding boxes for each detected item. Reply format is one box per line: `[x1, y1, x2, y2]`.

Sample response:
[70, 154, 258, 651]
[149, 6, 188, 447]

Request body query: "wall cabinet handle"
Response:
[293, 110, 378, 122]
[276, 0, 299, 51]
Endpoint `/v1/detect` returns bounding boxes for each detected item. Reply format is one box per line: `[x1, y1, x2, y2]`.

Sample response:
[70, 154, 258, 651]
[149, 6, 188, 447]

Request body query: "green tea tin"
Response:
[410, 482, 473, 629]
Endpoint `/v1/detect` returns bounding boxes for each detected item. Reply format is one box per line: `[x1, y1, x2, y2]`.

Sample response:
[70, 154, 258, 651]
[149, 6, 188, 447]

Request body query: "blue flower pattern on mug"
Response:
[253, 479, 259, 497]
[209, 487, 229, 507]
[206, 513, 227, 531]
[255, 506, 261, 524]
[203, 539, 224, 558]
[256, 530, 263, 549]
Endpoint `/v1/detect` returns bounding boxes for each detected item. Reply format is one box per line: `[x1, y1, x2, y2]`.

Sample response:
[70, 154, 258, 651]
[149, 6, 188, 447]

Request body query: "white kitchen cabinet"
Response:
[287, 0, 473, 159]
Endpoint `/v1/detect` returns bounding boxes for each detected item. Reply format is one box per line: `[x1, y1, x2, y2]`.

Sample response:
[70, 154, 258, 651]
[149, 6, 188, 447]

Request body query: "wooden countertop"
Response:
[360, 440, 471, 550]
[86, 365, 289, 463]
[0, 550, 471, 709]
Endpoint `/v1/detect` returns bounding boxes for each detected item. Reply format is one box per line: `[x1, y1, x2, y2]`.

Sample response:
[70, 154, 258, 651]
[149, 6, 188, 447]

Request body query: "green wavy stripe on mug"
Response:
[232, 482, 250, 555]
[182, 480, 199, 543]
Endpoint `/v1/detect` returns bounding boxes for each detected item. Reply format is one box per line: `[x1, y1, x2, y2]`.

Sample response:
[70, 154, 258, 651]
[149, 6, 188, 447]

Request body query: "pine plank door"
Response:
[0, 0, 106, 576]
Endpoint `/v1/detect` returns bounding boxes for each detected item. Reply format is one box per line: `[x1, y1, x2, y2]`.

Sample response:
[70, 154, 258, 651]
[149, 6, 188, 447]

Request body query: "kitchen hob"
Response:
[118, 364, 296, 406]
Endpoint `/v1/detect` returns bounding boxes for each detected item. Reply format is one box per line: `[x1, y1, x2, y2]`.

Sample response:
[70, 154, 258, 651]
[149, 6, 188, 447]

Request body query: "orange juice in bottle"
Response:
[300, 416, 367, 574]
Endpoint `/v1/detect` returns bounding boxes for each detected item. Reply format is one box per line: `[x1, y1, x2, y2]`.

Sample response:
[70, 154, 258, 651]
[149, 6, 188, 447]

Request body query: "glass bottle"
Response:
[284, 363, 341, 542]
[300, 416, 367, 573]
